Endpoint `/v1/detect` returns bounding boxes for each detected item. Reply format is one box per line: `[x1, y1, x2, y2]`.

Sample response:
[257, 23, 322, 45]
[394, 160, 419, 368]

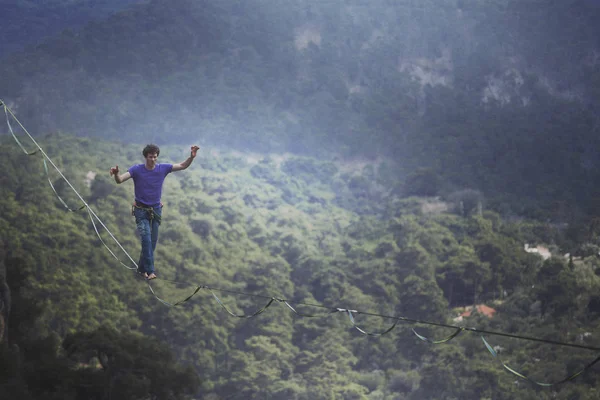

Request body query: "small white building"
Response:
[524, 244, 551, 260]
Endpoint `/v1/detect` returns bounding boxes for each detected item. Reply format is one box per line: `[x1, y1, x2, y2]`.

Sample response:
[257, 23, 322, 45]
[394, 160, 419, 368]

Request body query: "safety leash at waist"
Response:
[132, 201, 163, 224]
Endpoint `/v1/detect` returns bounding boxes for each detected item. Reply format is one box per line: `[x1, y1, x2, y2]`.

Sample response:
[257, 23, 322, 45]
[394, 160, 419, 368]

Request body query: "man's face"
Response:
[145, 153, 158, 167]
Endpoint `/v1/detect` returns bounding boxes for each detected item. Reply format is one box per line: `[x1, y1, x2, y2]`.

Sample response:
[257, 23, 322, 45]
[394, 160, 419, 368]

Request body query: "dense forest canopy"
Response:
[2, 131, 600, 399]
[2, 0, 600, 399]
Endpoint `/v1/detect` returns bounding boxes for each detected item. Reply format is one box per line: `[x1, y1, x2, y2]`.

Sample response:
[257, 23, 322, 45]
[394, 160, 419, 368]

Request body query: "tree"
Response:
[534, 258, 579, 317]
[63, 325, 199, 400]
[0, 244, 10, 348]
[403, 168, 441, 197]
[436, 246, 491, 307]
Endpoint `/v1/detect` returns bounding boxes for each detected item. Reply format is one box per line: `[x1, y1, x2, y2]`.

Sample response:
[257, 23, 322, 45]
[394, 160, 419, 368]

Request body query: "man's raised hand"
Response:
[110, 166, 119, 176]
[190, 145, 200, 158]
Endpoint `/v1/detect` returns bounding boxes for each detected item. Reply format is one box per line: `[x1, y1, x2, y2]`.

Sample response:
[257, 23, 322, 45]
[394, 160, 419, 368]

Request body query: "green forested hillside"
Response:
[2, 0, 600, 218]
[2, 133, 600, 399]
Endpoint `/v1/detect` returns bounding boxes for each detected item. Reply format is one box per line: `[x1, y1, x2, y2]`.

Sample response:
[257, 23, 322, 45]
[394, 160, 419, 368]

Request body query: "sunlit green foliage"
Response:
[2, 134, 600, 398]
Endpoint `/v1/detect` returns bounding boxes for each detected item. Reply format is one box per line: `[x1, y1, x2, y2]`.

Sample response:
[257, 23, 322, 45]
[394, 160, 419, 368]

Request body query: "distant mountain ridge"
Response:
[0, 0, 146, 59]
[2, 0, 600, 219]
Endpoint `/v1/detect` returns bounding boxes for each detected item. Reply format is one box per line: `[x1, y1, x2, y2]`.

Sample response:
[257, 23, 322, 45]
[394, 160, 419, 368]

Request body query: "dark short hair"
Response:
[142, 144, 160, 157]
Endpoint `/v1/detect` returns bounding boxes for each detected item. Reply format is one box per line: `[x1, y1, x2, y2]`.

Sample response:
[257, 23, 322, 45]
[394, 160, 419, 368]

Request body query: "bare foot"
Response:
[147, 273, 157, 280]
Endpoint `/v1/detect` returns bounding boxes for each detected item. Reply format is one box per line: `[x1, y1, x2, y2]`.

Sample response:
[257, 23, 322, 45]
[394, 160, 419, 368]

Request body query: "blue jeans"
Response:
[134, 205, 162, 275]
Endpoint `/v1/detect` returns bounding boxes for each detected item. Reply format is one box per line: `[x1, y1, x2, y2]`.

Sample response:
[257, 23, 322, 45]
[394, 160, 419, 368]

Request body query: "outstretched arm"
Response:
[110, 166, 131, 184]
[172, 145, 200, 172]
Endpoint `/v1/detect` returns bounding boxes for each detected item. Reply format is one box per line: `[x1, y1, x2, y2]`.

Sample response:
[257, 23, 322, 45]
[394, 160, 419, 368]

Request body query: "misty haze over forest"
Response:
[2, 1, 600, 399]
[2, 0, 600, 217]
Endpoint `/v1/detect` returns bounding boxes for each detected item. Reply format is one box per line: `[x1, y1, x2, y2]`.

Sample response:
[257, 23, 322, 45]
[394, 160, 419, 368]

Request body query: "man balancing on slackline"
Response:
[110, 144, 199, 280]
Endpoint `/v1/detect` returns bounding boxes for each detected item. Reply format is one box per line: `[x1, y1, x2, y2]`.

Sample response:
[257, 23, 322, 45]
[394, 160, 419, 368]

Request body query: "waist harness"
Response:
[132, 201, 162, 224]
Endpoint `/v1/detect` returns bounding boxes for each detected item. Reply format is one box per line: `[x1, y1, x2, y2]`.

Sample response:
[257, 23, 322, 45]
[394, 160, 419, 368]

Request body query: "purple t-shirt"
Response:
[128, 163, 173, 206]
